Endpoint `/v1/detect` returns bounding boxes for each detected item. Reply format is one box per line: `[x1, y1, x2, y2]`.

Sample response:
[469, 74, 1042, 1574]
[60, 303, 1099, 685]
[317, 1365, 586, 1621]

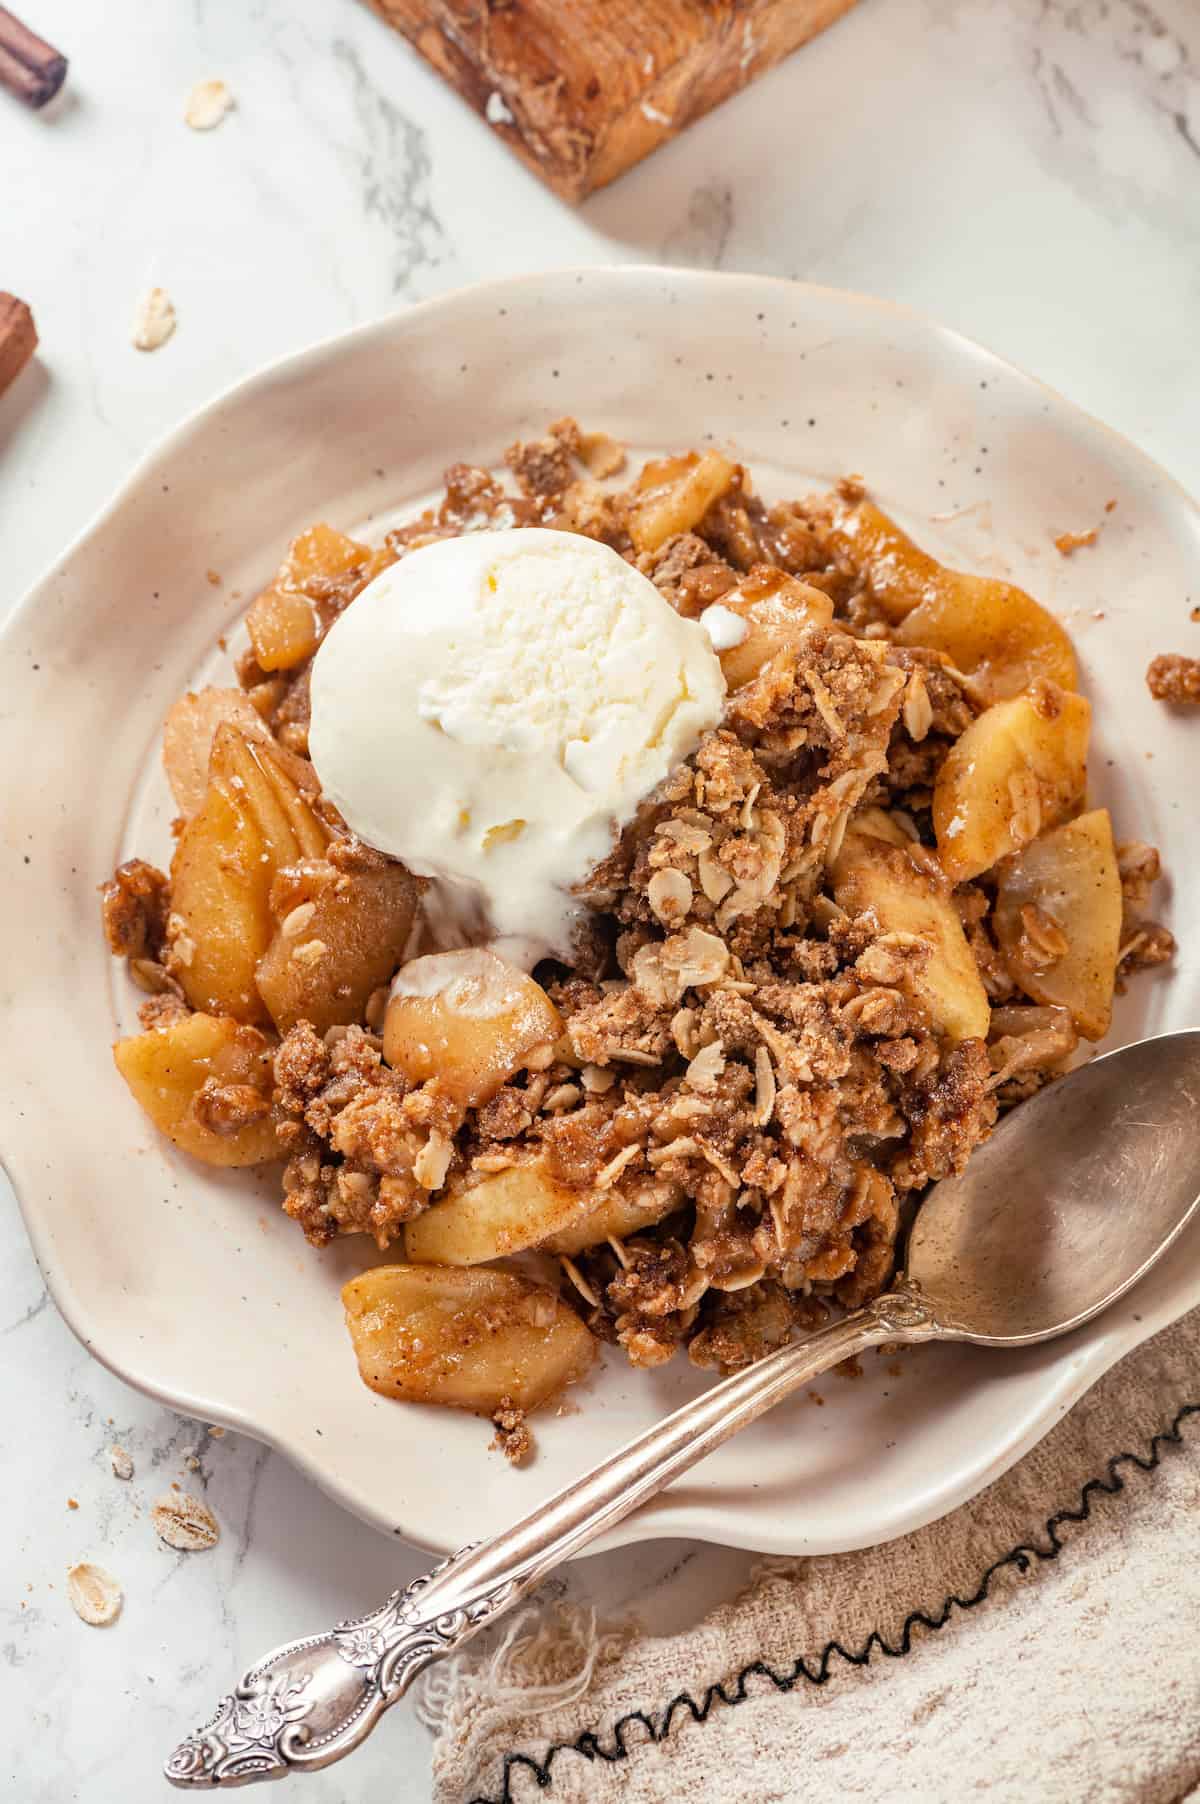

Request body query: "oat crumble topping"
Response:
[1146, 653, 1200, 704]
[490, 1398, 534, 1464]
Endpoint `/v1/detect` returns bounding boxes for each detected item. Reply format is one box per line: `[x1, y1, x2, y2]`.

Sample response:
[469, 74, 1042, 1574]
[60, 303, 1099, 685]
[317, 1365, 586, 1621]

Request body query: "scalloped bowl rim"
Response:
[2, 265, 1197, 1557]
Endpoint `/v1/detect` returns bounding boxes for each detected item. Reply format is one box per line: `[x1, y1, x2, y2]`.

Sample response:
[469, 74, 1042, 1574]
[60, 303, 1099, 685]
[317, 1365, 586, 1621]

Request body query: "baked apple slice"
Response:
[113, 1012, 277, 1167]
[628, 449, 736, 554]
[896, 579, 1076, 703]
[246, 523, 394, 670]
[169, 724, 329, 1021]
[832, 821, 990, 1043]
[256, 860, 419, 1036]
[162, 686, 271, 817]
[281, 522, 392, 593]
[993, 808, 1122, 1039]
[404, 1158, 679, 1265]
[708, 566, 834, 690]
[342, 1262, 595, 1412]
[933, 682, 1090, 884]
[825, 496, 1076, 699]
[245, 588, 319, 674]
[383, 950, 561, 1108]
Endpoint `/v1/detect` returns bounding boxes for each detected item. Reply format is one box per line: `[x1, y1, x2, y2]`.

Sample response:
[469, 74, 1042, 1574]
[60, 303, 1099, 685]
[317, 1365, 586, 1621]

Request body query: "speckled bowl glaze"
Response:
[2, 268, 1197, 1557]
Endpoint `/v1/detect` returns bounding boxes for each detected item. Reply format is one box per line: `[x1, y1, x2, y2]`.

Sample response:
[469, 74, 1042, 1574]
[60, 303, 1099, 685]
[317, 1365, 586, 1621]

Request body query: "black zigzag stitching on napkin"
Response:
[468, 1399, 1200, 1804]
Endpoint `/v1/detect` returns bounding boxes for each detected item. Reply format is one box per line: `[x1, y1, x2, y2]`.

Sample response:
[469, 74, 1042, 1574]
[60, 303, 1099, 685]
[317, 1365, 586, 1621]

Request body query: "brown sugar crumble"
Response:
[490, 1398, 534, 1464]
[1146, 653, 1200, 704]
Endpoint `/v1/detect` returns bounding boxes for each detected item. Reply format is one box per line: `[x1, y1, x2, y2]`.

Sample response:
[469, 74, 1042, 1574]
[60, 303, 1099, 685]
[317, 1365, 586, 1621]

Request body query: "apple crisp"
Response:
[103, 422, 1174, 1446]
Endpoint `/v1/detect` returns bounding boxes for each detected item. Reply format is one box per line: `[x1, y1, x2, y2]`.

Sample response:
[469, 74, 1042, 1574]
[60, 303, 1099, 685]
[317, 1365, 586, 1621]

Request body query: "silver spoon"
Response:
[165, 1028, 1200, 1788]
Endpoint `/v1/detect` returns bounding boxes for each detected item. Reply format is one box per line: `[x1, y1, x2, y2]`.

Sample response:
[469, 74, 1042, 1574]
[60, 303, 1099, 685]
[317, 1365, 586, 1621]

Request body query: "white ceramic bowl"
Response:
[3, 268, 1197, 1558]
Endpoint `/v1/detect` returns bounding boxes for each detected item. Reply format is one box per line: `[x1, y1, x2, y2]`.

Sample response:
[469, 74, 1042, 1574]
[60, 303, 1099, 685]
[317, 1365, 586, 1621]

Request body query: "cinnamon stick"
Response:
[0, 5, 67, 108]
[0, 295, 38, 396]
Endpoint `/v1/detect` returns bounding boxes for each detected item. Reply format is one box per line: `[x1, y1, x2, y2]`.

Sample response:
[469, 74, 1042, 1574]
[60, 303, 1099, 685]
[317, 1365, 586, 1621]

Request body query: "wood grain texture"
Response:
[364, 0, 859, 202]
[0, 293, 37, 395]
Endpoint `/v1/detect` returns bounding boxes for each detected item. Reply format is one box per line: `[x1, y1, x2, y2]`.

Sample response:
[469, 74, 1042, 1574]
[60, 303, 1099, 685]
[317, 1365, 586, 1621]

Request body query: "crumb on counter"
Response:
[184, 79, 234, 131]
[131, 286, 177, 353]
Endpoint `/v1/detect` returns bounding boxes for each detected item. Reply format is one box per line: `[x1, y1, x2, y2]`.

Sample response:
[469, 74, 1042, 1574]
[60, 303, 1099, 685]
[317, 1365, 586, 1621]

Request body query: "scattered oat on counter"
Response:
[67, 1562, 123, 1627]
[207, 1424, 226, 1438]
[184, 79, 234, 131]
[490, 1398, 534, 1465]
[131, 287, 177, 352]
[109, 1444, 134, 1481]
[1146, 653, 1200, 704]
[1054, 527, 1099, 556]
[151, 1489, 220, 1551]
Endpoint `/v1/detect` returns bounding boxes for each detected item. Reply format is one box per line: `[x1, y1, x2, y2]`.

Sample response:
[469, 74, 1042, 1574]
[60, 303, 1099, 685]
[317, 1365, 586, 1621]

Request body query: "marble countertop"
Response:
[2, 0, 1198, 1798]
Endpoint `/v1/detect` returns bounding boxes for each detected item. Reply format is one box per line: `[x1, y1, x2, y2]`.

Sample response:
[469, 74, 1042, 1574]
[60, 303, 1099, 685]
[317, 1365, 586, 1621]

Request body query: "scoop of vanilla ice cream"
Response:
[308, 528, 726, 962]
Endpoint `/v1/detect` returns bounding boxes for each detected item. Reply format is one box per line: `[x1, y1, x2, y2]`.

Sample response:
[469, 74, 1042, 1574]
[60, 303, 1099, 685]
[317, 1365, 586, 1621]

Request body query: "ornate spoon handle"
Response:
[166, 1286, 939, 1788]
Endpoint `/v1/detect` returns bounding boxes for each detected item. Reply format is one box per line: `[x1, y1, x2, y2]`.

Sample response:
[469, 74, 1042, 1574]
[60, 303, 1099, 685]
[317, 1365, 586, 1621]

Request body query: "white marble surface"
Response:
[1, 1, 1198, 1798]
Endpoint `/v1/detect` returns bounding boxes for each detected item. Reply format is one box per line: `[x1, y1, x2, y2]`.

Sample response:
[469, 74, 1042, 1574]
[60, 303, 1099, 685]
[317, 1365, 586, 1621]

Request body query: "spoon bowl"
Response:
[907, 1028, 1200, 1344]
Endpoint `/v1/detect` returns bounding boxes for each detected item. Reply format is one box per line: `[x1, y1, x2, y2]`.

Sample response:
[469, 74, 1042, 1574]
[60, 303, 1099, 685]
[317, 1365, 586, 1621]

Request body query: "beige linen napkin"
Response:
[425, 1312, 1200, 1803]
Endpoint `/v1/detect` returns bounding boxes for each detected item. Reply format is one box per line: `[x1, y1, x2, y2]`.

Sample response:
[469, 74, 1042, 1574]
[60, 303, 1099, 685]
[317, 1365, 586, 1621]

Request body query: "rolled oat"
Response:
[67, 1563, 122, 1627]
[151, 1490, 220, 1552]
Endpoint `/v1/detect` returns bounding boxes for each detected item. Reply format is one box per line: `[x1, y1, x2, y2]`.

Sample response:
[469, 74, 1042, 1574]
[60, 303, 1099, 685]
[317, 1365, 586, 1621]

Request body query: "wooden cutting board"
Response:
[365, 0, 859, 203]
